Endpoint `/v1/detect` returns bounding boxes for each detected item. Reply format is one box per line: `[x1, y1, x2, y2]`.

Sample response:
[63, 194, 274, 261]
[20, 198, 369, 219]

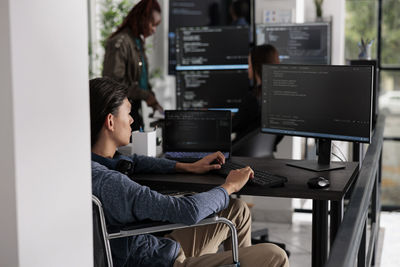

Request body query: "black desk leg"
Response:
[312, 200, 328, 267]
[330, 199, 344, 246]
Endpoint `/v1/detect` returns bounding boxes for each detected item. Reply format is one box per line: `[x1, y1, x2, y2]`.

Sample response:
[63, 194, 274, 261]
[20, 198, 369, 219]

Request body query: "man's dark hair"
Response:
[89, 77, 128, 147]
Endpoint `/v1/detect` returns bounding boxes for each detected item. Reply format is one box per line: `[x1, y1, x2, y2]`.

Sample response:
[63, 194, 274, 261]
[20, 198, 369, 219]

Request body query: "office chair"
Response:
[232, 128, 277, 158]
[92, 195, 240, 267]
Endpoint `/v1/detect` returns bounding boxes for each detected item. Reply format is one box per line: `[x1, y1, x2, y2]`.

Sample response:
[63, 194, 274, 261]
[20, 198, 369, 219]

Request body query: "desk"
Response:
[133, 157, 359, 267]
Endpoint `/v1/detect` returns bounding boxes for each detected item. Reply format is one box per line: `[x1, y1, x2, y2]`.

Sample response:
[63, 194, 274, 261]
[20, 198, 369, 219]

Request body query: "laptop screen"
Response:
[163, 110, 232, 155]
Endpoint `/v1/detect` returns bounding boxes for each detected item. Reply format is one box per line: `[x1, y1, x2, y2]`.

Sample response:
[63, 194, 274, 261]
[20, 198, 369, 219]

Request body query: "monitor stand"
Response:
[287, 139, 346, 172]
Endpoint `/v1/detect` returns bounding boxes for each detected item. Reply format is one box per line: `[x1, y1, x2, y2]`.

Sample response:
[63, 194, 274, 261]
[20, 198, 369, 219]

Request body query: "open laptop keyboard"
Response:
[165, 152, 231, 162]
[215, 161, 288, 188]
[165, 152, 213, 159]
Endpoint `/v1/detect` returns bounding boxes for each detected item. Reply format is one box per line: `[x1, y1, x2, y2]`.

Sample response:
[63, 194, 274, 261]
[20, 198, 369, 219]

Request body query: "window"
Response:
[345, 0, 378, 61]
[381, 0, 400, 67]
[380, 0, 400, 94]
[379, 0, 400, 209]
[346, 0, 400, 208]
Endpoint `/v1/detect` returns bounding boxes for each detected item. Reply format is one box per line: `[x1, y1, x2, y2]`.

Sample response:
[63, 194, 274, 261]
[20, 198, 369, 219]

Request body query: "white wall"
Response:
[0, 0, 93, 266]
[304, 0, 346, 64]
[255, 0, 297, 23]
[323, 0, 345, 65]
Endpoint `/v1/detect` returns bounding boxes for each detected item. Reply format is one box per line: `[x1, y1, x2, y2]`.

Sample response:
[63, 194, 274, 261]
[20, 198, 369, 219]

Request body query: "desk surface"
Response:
[133, 157, 359, 201]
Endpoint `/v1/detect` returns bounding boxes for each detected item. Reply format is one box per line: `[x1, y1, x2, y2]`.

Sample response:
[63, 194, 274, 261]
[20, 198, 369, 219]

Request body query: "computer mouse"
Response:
[307, 176, 330, 189]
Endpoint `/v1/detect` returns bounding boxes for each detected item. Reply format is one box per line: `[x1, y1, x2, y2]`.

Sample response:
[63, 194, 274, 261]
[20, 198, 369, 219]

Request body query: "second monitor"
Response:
[256, 22, 331, 65]
[176, 69, 249, 112]
[261, 64, 373, 171]
[175, 26, 249, 70]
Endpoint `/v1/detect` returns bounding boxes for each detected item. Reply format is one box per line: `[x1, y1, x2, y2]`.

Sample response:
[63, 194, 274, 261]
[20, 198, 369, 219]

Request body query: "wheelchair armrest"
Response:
[120, 214, 218, 232]
[121, 220, 173, 231]
[93, 192, 239, 266]
[117, 216, 220, 237]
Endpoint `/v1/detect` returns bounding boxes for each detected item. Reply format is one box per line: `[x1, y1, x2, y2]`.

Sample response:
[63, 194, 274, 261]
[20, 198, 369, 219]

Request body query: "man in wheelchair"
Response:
[90, 77, 289, 267]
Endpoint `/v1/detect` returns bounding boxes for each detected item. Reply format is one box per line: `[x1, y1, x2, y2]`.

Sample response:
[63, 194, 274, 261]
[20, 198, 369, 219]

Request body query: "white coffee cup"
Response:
[132, 130, 156, 157]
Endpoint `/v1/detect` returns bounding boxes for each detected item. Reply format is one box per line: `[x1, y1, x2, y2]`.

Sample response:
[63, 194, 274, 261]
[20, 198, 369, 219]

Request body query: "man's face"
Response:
[112, 98, 133, 147]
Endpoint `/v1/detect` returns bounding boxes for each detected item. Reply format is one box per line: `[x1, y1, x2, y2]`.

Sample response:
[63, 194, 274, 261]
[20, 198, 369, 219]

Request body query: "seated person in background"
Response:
[90, 77, 289, 267]
[232, 44, 283, 150]
[230, 0, 250, 26]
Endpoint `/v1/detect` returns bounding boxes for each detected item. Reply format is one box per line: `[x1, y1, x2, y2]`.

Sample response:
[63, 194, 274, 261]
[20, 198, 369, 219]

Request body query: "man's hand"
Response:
[175, 151, 225, 174]
[221, 167, 254, 195]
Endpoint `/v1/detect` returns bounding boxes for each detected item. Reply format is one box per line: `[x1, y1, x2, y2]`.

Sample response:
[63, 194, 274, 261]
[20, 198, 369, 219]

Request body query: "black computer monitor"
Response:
[169, 0, 252, 74]
[349, 60, 379, 129]
[175, 26, 249, 70]
[261, 64, 373, 171]
[256, 22, 331, 65]
[176, 69, 249, 112]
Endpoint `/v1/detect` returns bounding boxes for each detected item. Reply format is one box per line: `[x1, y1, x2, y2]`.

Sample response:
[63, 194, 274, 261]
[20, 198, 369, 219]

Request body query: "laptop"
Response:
[163, 110, 232, 162]
[162, 110, 287, 189]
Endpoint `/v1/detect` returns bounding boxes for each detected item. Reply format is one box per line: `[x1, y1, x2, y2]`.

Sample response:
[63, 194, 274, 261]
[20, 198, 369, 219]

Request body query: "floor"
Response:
[252, 211, 400, 267]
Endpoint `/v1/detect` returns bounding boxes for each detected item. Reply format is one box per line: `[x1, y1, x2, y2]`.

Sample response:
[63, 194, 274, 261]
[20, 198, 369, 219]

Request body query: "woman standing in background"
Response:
[103, 0, 163, 131]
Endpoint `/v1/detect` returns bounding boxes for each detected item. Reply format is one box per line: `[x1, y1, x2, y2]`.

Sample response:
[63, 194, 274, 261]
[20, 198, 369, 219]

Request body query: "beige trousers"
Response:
[166, 198, 289, 267]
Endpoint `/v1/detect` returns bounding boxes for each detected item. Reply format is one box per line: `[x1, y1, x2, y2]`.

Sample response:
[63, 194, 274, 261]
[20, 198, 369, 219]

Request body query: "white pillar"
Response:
[323, 0, 346, 65]
[0, 0, 93, 266]
[0, 1, 18, 265]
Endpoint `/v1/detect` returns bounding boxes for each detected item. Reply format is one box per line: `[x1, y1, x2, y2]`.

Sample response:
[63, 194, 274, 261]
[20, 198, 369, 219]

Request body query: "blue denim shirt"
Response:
[91, 153, 229, 267]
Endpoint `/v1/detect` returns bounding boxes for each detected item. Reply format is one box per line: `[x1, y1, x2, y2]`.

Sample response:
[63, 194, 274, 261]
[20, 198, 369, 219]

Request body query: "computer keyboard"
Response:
[215, 161, 288, 188]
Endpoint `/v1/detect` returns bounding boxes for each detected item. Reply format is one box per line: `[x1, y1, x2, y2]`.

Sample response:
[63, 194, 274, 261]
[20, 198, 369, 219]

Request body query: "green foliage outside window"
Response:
[100, 0, 135, 50]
